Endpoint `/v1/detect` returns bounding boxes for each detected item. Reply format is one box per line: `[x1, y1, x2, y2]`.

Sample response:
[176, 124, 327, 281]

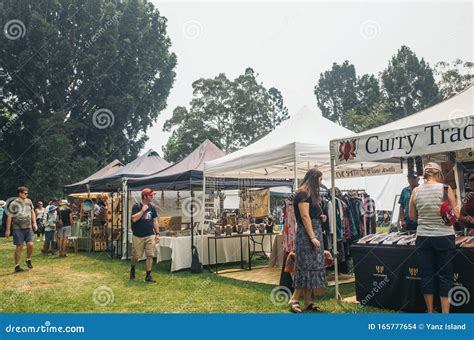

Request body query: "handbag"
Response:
[284, 251, 296, 273]
[323, 250, 334, 268]
[440, 184, 457, 226]
[191, 245, 203, 273]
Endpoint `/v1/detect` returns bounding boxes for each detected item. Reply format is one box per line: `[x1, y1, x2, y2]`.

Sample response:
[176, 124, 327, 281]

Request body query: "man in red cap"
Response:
[130, 188, 160, 282]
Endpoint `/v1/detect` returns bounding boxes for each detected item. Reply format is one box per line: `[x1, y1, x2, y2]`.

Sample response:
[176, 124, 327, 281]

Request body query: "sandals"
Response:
[305, 303, 322, 312]
[288, 301, 302, 313]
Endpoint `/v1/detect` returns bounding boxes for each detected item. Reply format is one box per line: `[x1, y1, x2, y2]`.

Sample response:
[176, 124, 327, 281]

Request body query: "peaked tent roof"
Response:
[204, 105, 355, 179]
[354, 84, 473, 136]
[127, 139, 291, 190]
[330, 84, 474, 165]
[157, 139, 225, 176]
[88, 149, 171, 191]
[63, 159, 124, 194]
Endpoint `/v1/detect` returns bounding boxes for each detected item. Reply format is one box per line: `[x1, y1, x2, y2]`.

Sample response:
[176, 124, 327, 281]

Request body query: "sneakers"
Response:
[130, 266, 135, 280]
[145, 275, 156, 283]
[25, 259, 33, 269]
[14, 265, 25, 273]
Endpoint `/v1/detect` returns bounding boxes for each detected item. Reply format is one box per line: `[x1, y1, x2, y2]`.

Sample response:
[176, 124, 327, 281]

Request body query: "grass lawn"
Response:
[0, 238, 390, 313]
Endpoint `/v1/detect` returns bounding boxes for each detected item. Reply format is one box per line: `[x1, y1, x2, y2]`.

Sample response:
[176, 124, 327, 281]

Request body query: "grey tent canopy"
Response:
[127, 140, 292, 190]
[63, 159, 124, 194]
[87, 149, 170, 192]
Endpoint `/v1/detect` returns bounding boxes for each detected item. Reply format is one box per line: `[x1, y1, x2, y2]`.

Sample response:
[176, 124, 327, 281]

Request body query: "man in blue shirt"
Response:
[399, 174, 419, 232]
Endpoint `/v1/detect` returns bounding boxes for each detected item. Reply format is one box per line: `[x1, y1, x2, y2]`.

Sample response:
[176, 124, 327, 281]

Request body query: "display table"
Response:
[207, 233, 277, 274]
[351, 243, 474, 313]
[156, 233, 275, 272]
[268, 234, 283, 268]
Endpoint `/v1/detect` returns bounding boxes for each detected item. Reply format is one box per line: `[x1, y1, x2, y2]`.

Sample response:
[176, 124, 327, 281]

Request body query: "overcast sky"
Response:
[145, 0, 473, 155]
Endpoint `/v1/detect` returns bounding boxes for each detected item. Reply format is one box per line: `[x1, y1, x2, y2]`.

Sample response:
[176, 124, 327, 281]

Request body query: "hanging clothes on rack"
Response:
[283, 196, 296, 253]
[363, 194, 377, 235]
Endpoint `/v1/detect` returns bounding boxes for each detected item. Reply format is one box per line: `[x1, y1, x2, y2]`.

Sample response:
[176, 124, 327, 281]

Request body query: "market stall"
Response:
[329, 85, 474, 311]
[204, 106, 402, 285]
[63, 149, 171, 258]
[127, 140, 289, 270]
[62, 160, 125, 255]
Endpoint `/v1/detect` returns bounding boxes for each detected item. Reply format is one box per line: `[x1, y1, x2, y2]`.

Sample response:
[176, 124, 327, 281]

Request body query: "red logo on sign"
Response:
[338, 139, 357, 161]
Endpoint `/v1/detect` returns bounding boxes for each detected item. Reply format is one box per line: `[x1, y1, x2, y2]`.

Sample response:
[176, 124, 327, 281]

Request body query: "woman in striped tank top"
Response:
[409, 162, 459, 313]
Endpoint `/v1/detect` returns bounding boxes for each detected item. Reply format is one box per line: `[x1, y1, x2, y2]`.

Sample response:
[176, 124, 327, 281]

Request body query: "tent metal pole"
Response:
[330, 151, 340, 300]
[293, 159, 298, 191]
[124, 179, 129, 260]
[201, 175, 206, 262]
[190, 182, 194, 257]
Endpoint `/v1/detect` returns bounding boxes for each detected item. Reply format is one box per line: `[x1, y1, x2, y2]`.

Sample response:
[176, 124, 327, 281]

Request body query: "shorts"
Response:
[57, 226, 71, 238]
[13, 228, 34, 245]
[132, 235, 155, 258]
[416, 235, 455, 297]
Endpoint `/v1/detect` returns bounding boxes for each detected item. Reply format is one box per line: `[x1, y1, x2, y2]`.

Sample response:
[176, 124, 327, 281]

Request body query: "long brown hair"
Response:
[298, 168, 322, 204]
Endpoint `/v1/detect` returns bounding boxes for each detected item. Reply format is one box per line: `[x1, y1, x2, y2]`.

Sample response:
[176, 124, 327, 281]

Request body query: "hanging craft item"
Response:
[82, 199, 94, 213]
[250, 224, 256, 234]
[176, 192, 181, 209]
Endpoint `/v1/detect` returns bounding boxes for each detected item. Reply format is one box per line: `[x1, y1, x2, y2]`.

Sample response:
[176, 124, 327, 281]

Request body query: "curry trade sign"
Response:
[332, 116, 474, 165]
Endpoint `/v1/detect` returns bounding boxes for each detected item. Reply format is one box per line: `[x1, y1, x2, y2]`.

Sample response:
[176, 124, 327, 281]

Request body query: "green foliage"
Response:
[314, 45, 445, 133]
[314, 61, 358, 126]
[381, 45, 440, 120]
[314, 62, 386, 132]
[163, 68, 289, 162]
[0, 0, 176, 202]
[434, 59, 473, 100]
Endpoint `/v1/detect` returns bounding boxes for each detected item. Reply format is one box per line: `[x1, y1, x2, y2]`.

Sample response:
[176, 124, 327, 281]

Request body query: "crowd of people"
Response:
[287, 164, 473, 314]
[1, 186, 73, 272]
[1, 166, 473, 310]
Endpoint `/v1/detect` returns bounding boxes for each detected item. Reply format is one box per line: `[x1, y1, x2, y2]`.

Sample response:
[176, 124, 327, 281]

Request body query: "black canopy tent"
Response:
[86, 149, 171, 192]
[63, 159, 124, 195]
[126, 140, 293, 267]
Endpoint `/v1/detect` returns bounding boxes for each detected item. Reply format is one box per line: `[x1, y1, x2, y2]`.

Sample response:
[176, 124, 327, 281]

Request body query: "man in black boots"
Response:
[130, 188, 160, 283]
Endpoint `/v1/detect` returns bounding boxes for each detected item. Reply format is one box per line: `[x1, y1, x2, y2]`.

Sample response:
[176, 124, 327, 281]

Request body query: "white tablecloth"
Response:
[156, 233, 276, 272]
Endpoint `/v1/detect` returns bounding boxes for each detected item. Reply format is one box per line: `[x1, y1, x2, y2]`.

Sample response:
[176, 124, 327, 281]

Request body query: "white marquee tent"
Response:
[204, 106, 405, 210]
[328, 84, 474, 300]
